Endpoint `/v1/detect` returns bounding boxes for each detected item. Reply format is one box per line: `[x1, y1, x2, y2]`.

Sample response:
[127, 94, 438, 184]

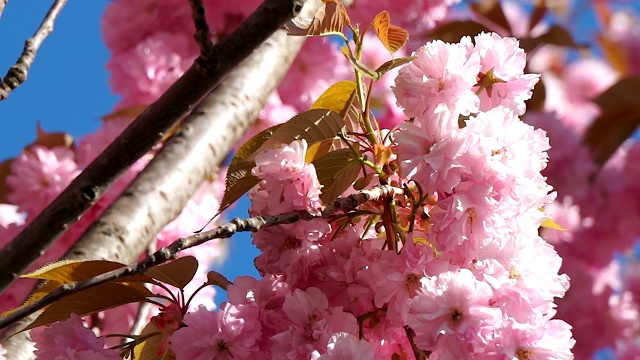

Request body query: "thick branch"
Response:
[0, 0, 67, 100]
[0, 185, 403, 331]
[0, 0, 305, 294]
[0, 0, 7, 20]
[66, 28, 306, 265]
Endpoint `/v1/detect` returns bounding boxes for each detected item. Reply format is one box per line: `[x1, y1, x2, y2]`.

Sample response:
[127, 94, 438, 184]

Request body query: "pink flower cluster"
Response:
[156, 33, 574, 359]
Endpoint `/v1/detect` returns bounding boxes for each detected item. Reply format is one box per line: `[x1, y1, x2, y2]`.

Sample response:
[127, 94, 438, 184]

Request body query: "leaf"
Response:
[102, 104, 148, 122]
[341, 46, 380, 80]
[529, 0, 548, 32]
[519, 25, 585, 53]
[30, 123, 74, 150]
[583, 76, 640, 166]
[0, 158, 13, 203]
[428, 20, 491, 44]
[312, 148, 361, 203]
[23, 259, 150, 283]
[310, 81, 357, 115]
[206, 271, 232, 290]
[541, 218, 567, 231]
[313, 79, 360, 133]
[305, 137, 348, 163]
[372, 11, 409, 55]
[526, 78, 546, 112]
[24, 282, 152, 331]
[470, 0, 512, 34]
[286, 0, 350, 37]
[375, 56, 416, 77]
[133, 321, 171, 360]
[219, 110, 345, 214]
[144, 256, 198, 290]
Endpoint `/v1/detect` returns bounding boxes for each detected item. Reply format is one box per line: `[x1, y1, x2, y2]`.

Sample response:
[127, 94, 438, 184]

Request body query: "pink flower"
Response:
[271, 287, 358, 360]
[277, 38, 352, 111]
[0, 343, 5, 360]
[310, 332, 374, 360]
[393, 37, 480, 119]
[171, 303, 262, 360]
[252, 220, 330, 285]
[102, 0, 193, 53]
[471, 32, 540, 115]
[0, 203, 23, 228]
[498, 318, 575, 360]
[107, 31, 196, 107]
[249, 140, 323, 216]
[6, 145, 80, 218]
[407, 269, 501, 356]
[31, 313, 121, 360]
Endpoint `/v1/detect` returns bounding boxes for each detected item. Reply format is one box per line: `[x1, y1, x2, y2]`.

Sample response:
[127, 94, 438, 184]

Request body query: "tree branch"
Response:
[0, 0, 7, 21]
[65, 23, 306, 267]
[188, 0, 215, 61]
[0, 0, 68, 100]
[0, 0, 305, 294]
[0, 185, 403, 331]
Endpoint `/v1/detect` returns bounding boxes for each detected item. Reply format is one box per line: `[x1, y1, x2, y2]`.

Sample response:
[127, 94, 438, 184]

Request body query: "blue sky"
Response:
[0, 1, 258, 306]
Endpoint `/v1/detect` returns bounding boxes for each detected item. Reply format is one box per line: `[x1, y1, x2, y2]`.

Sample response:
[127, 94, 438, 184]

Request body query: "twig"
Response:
[0, 0, 68, 100]
[188, 0, 215, 62]
[0, 185, 402, 331]
[0, 0, 306, 295]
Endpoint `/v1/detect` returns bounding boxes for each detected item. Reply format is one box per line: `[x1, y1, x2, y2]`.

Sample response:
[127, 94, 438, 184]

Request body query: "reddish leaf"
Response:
[144, 256, 199, 289]
[22, 259, 150, 283]
[583, 76, 640, 166]
[519, 25, 585, 53]
[372, 11, 409, 55]
[470, 0, 512, 34]
[29, 123, 74, 150]
[206, 271, 232, 290]
[428, 20, 491, 44]
[0, 158, 13, 203]
[313, 148, 361, 203]
[24, 282, 152, 331]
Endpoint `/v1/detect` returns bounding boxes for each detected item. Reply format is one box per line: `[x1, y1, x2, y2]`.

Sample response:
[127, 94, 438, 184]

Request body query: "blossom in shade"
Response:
[249, 140, 323, 216]
[171, 303, 262, 360]
[278, 38, 352, 111]
[31, 314, 121, 360]
[107, 31, 196, 106]
[6, 145, 80, 218]
[270, 288, 358, 360]
[311, 333, 374, 360]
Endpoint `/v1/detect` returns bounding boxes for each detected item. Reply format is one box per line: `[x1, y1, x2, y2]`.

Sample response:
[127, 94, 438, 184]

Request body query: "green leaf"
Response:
[312, 148, 361, 203]
[583, 76, 640, 166]
[24, 282, 153, 331]
[286, 0, 350, 37]
[310, 81, 357, 115]
[305, 137, 348, 163]
[341, 47, 380, 80]
[219, 110, 346, 214]
[144, 256, 199, 289]
[375, 56, 416, 77]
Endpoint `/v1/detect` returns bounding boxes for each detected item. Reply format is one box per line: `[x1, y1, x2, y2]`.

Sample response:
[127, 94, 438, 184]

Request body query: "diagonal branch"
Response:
[0, 0, 7, 20]
[65, 25, 306, 267]
[0, 0, 306, 295]
[0, 185, 403, 331]
[0, 0, 68, 100]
